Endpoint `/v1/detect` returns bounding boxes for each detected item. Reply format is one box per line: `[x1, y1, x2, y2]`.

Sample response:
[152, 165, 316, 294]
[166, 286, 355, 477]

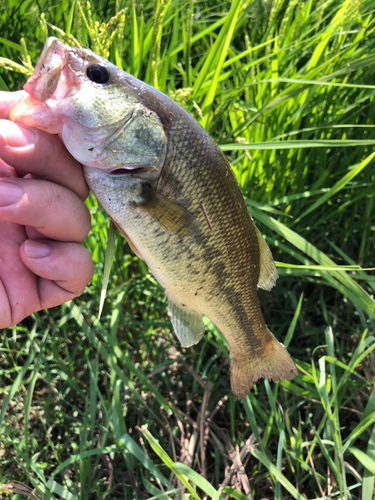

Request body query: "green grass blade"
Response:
[246, 77, 375, 90]
[342, 412, 375, 454]
[275, 429, 285, 500]
[131, 0, 139, 76]
[141, 427, 200, 500]
[284, 293, 303, 348]
[306, 0, 352, 71]
[296, 151, 375, 222]
[220, 487, 251, 500]
[192, 0, 241, 101]
[220, 140, 375, 151]
[0, 351, 36, 430]
[120, 434, 173, 489]
[68, 302, 179, 419]
[175, 463, 223, 498]
[65, 0, 76, 36]
[362, 422, 375, 500]
[249, 207, 375, 318]
[251, 447, 305, 500]
[349, 446, 375, 475]
[199, 0, 242, 127]
[46, 479, 77, 500]
[52, 446, 120, 478]
[98, 220, 117, 319]
[0, 37, 22, 51]
[141, 474, 179, 499]
[169, 17, 226, 58]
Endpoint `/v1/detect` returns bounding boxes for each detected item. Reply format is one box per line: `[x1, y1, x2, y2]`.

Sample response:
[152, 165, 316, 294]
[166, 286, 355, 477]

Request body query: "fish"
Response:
[10, 37, 297, 399]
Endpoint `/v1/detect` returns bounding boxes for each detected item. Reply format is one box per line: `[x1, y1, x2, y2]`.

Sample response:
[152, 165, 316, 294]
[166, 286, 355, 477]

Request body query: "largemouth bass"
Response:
[10, 38, 297, 399]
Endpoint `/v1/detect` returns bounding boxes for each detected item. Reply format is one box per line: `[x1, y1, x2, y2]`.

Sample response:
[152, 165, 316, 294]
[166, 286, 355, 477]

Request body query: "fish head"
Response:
[10, 37, 166, 180]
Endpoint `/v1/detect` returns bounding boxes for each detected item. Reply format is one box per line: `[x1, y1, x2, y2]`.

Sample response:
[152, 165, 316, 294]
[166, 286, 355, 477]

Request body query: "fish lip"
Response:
[83, 165, 160, 179]
[108, 165, 161, 180]
[108, 167, 147, 176]
[24, 37, 68, 102]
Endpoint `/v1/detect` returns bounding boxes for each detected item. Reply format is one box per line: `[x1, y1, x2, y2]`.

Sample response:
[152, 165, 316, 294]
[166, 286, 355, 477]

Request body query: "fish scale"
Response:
[10, 37, 297, 399]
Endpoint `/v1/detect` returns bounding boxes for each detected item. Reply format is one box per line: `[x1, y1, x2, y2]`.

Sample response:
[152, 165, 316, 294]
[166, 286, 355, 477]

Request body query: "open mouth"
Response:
[109, 167, 147, 176]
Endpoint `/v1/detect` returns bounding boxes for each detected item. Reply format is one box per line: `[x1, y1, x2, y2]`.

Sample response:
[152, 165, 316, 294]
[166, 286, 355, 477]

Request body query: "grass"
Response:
[1, 0, 375, 498]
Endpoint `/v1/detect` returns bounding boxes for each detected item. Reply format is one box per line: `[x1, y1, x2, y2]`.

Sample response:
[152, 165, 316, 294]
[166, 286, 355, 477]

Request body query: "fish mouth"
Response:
[9, 38, 74, 132]
[24, 37, 68, 102]
[106, 165, 160, 179]
[109, 167, 147, 176]
[83, 165, 157, 178]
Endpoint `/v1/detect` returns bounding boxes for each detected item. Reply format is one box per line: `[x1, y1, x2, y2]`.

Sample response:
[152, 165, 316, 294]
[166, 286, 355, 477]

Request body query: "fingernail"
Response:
[0, 121, 36, 148]
[0, 180, 22, 206]
[24, 240, 51, 258]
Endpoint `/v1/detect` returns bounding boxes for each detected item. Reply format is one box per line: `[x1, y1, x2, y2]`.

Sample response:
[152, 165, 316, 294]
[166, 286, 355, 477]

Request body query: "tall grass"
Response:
[1, 0, 375, 498]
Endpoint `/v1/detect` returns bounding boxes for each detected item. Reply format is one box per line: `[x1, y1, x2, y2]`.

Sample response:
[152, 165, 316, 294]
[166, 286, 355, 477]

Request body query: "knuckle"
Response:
[44, 182, 62, 210]
[66, 245, 93, 294]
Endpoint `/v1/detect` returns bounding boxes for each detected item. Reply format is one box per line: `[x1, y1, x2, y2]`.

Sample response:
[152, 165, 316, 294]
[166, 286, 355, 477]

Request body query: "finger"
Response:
[0, 177, 91, 243]
[25, 226, 47, 240]
[0, 90, 25, 119]
[0, 264, 37, 329]
[0, 158, 18, 178]
[0, 218, 36, 329]
[20, 240, 94, 305]
[0, 119, 89, 200]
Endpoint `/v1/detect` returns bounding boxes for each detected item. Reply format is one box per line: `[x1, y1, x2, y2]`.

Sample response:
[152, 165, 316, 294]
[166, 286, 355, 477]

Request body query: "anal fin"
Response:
[168, 297, 204, 348]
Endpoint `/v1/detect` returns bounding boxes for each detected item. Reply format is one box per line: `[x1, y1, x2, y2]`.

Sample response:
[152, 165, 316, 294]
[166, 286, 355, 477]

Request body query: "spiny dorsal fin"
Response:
[136, 183, 200, 237]
[168, 297, 204, 348]
[255, 226, 278, 291]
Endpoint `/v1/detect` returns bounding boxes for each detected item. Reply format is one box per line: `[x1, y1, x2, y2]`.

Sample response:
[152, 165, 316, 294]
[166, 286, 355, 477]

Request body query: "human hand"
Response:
[0, 91, 94, 329]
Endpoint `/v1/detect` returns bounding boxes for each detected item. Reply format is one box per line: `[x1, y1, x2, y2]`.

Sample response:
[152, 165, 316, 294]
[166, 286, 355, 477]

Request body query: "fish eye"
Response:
[86, 64, 110, 84]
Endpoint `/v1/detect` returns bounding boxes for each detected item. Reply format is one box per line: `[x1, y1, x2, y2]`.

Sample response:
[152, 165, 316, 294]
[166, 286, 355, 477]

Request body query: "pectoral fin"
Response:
[168, 297, 204, 348]
[255, 226, 278, 291]
[137, 183, 200, 237]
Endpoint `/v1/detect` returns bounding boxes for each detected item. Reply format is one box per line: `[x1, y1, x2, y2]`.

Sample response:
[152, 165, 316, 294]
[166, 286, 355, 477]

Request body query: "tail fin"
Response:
[230, 330, 297, 399]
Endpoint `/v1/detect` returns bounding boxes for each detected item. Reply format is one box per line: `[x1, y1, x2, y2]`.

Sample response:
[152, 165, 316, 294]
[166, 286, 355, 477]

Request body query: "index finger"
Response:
[0, 91, 89, 200]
